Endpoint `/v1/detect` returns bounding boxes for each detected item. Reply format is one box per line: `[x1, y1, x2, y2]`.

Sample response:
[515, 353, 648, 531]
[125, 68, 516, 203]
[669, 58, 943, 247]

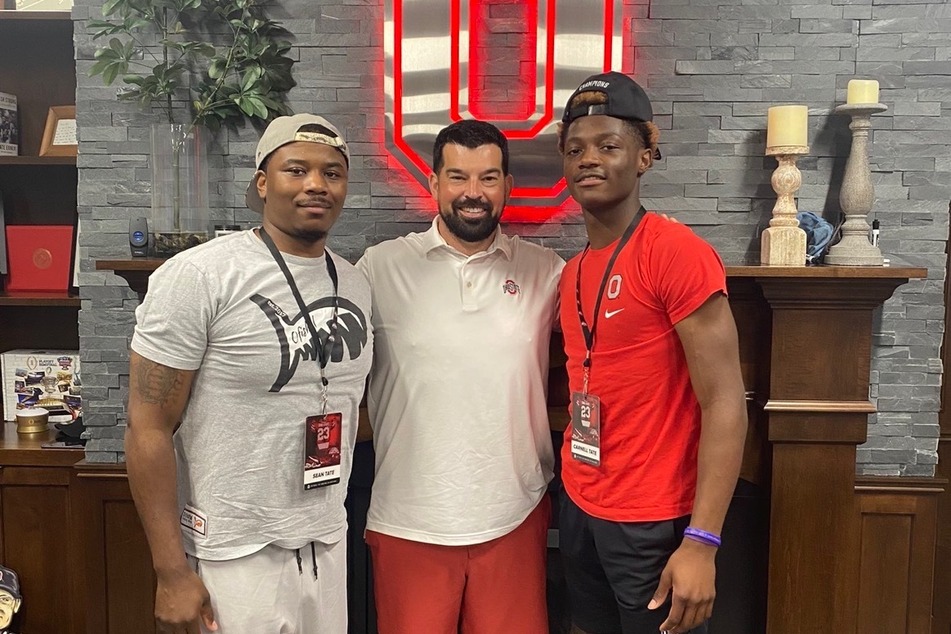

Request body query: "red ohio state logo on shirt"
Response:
[502, 279, 521, 295]
[384, 0, 630, 221]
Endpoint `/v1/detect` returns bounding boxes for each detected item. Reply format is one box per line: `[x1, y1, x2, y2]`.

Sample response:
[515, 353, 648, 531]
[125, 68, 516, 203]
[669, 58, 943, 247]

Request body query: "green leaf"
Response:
[162, 39, 187, 53]
[88, 58, 111, 78]
[250, 96, 268, 119]
[87, 19, 113, 28]
[208, 58, 226, 80]
[97, 26, 126, 39]
[240, 65, 263, 91]
[101, 0, 123, 17]
[236, 96, 255, 117]
[257, 95, 282, 111]
[103, 63, 121, 85]
[92, 47, 118, 62]
[212, 104, 236, 118]
[196, 43, 216, 58]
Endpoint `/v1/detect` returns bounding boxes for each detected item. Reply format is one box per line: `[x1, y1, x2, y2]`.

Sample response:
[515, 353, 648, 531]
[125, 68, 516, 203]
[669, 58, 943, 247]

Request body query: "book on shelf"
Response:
[0, 93, 17, 157]
[0, 194, 6, 275]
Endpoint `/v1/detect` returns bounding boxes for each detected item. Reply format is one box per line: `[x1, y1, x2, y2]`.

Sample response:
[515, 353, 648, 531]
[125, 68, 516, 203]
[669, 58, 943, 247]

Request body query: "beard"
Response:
[290, 227, 328, 243]
[440, 197, 501, 244]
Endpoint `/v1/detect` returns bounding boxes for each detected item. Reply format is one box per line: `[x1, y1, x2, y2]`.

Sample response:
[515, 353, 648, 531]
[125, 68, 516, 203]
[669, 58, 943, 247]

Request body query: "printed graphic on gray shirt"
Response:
[250, 294, 369, 392]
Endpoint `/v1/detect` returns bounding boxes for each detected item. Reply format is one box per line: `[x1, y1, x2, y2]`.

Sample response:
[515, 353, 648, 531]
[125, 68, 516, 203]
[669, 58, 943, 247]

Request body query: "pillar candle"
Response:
[766, 105, 808, 148]
[846, 79, 879, 105]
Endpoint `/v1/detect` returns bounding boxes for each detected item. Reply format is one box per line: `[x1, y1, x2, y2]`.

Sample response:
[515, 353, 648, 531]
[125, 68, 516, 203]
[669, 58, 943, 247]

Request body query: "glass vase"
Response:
[150, 123, 210, 257]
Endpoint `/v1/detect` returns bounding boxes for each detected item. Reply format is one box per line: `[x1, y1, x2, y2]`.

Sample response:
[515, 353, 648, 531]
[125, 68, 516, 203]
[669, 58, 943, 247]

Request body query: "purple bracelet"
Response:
[683, 526, 722, 548]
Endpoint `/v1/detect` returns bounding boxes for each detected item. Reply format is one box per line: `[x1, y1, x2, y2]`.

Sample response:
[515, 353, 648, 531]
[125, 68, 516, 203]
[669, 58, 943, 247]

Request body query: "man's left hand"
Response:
[648, 539, 717, 633]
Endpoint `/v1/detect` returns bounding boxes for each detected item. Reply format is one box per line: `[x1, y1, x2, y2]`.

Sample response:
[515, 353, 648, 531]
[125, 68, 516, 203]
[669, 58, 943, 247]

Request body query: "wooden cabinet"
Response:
[0, 423, 82, 632]
[70, 466, 155, 634]
[0, 10, 79, 414]
[0, 423, 155, 634]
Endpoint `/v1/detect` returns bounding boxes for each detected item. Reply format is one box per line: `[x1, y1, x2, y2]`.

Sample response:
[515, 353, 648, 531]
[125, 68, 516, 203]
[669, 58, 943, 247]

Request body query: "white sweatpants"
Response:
[190, 540, 348, 634]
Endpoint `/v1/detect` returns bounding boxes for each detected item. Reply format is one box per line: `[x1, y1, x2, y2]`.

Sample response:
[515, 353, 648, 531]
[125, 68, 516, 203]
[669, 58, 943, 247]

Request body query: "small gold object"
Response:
[15, 408, 49, 435]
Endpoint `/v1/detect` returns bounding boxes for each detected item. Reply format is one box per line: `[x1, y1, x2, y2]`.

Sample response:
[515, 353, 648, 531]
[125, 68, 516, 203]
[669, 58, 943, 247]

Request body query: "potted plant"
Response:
[88, 0, 296, 256]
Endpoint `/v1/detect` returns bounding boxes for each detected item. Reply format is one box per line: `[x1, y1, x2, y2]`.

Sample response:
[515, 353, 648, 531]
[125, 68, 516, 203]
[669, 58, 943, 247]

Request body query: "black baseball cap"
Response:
[562, 71, 653, 127]
[0, 566, 19, 599]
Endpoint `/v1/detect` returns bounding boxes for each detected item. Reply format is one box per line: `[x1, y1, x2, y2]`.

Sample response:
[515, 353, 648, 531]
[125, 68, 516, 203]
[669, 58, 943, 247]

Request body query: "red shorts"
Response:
[366, 496, 551, 634]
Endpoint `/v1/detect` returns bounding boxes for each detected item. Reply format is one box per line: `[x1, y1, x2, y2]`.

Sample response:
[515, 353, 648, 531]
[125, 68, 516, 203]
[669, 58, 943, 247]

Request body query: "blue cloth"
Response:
[798, 211, 835, 265]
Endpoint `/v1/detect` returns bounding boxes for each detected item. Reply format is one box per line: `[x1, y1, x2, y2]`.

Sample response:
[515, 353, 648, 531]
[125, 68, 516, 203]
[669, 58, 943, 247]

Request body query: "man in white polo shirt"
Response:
[357, 120, 564, 633]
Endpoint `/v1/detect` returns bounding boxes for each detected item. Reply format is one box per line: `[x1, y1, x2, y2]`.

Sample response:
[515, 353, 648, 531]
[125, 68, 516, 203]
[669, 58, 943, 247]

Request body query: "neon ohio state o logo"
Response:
[384, 0, 627, 221]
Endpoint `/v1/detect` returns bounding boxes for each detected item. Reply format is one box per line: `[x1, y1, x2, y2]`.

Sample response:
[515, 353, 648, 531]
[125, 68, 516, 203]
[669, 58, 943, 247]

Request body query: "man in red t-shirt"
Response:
[557, 71, 748, 634]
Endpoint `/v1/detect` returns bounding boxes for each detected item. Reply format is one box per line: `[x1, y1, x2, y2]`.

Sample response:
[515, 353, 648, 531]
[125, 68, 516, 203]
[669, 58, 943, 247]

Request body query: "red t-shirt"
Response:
[559, 213, 727, 522]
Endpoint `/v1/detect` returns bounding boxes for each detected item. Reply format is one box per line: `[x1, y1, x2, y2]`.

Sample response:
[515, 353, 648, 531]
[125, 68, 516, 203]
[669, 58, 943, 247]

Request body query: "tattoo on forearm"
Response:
[135, 360, 185, 406]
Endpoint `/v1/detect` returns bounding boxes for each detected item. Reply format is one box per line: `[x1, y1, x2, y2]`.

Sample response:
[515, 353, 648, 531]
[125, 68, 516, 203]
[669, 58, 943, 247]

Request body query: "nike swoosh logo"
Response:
[605, 309, 625, 319]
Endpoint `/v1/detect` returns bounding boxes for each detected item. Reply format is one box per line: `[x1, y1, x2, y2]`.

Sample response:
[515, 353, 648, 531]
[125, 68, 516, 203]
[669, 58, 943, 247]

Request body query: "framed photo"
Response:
[39, 105, 77, 157]
[15, 0, 73, 9]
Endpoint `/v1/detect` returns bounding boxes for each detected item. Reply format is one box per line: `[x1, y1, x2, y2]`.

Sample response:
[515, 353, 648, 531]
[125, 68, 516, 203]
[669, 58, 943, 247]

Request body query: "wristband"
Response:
[683, 526, 721, 548]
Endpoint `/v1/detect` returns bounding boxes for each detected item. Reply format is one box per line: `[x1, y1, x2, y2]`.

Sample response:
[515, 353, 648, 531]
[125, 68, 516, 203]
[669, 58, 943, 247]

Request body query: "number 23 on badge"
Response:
[303, 413, 343, 490]
[570, 392, 601, 467]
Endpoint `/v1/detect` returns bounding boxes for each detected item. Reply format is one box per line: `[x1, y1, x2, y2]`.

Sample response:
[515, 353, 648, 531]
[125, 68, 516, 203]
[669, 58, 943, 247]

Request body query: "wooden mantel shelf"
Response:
[95, 259, 165, 272]
[727, 264, 927, 279]
[95, 258, 165, 295]
[96, 257, 927, 297]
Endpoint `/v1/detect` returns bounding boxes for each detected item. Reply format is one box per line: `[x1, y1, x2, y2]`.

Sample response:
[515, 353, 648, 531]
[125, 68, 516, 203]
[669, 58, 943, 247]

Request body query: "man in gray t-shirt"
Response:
[126, 114, 372, 634]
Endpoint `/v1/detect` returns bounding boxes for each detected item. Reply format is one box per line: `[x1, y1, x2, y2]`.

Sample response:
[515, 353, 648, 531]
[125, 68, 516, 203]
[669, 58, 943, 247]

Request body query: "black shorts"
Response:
[559, 492, 708, 634]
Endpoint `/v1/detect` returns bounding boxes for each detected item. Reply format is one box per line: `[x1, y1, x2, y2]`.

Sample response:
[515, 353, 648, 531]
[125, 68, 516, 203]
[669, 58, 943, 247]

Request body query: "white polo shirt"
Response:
[357, 218, 565, 546]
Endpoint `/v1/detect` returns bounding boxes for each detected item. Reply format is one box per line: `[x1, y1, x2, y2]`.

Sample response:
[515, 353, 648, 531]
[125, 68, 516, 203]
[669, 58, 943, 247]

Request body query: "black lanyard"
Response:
[575, 207, 646, 394]
[259, 227, 339, 393]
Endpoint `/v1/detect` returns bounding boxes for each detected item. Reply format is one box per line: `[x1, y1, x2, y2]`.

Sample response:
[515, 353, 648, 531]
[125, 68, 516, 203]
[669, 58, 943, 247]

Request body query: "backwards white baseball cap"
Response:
[245, 113, 350, 213]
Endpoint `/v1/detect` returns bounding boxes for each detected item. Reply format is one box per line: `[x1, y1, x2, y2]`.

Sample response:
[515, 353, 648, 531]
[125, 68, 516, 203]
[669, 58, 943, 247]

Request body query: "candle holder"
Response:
[824, 103, 886, 266]
[761, 144, 809, 266]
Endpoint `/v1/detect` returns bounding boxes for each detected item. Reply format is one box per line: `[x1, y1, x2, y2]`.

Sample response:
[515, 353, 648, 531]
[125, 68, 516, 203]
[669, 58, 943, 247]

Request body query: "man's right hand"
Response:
[155, 566, 218, 634]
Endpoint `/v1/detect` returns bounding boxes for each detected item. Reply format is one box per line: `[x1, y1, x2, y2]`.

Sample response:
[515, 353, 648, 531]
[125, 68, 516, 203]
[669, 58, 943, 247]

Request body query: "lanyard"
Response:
[259, 227, 339, 410]
[575, 207, 646, 395]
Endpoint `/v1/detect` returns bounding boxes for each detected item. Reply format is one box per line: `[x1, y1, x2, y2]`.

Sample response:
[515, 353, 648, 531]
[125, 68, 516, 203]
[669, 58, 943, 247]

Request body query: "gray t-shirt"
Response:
[131, 230, 373, 561]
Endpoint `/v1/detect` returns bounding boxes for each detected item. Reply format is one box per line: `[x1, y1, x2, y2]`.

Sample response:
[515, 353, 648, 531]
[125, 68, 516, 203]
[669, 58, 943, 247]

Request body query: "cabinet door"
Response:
[71, 470, 155, 634]
[0, 466, 73, 633]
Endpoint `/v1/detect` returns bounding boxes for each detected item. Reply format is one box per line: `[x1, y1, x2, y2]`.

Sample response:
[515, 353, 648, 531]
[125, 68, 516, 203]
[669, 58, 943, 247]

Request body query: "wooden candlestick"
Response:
[824, 103, 886, 266]
[761, 144, 809, 266]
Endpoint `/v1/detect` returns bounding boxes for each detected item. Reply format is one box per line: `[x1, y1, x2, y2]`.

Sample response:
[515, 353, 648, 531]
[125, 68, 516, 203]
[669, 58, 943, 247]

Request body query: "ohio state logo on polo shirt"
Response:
[502, 279, 521, 295]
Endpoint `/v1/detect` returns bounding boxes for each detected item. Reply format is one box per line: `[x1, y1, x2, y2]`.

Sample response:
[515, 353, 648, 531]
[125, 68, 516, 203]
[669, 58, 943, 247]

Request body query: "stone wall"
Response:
[73, 0, 948, 473]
